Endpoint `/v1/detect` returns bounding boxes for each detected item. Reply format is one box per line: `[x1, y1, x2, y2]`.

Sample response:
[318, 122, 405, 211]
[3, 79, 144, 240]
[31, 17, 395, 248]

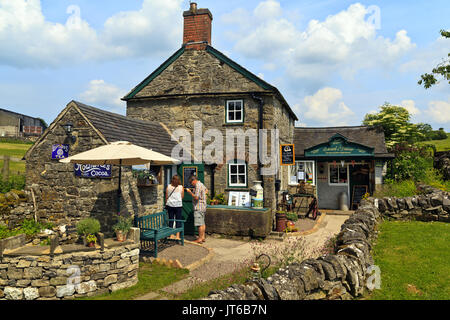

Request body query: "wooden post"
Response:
[2, 155, 10, 181]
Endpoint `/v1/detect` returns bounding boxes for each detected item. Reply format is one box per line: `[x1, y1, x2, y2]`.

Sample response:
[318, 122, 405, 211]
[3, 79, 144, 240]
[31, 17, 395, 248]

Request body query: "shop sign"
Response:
[52, 144, 69, 159]
[305, 134, 374, 157]
[280, 144, 295, 166]
[74, 164, 112, 178]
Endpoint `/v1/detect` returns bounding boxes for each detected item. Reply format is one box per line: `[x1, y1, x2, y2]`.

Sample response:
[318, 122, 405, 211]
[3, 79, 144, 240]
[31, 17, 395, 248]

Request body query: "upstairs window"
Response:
[226, 100, 244, 123]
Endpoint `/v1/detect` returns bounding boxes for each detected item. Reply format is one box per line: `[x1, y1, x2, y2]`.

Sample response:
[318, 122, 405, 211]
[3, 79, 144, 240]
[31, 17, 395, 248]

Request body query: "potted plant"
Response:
[112, 215, 132, 242]
[86, 234, 97, 247]
[133, 170, 157, 186]
[76, 218, 101, 247]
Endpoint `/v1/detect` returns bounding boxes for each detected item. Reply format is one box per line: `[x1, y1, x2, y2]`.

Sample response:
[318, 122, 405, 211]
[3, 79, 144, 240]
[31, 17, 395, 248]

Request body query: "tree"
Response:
[362, 103, 423, 149]
[418, 30, 450, 89]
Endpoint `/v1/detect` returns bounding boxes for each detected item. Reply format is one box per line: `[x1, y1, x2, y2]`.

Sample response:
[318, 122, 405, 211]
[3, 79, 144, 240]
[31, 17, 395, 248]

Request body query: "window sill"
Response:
[223, 122, 244, 127]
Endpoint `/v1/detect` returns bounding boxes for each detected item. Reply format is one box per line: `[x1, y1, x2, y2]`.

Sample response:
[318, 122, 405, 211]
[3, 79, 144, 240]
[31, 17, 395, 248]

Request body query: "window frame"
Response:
[228, 161, 247, 188]
[328, 163, 349, 186]
[225, 100, 244, 124]
[289, 160, 315, 186]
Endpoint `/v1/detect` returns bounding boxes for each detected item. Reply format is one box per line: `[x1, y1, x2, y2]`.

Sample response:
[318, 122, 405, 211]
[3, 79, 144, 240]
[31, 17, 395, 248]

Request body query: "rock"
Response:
[16, 260, 32, 268]
[76, 280, 97, 294]
[4, 287, 23, 300]
[23, 267, 43, 279]
[38, 286, 56, 298]
[103, 274, 118, 286]
[0, 289, 3, 298]
[304, 291, 326, 300]
[23, 287, 39, 300]
[120, 249, 140, 259]
[32, 279, 50, 287]
[172, 259, 183, 269]
[110, 278, 138, 292]
[49, 277, 68, 286]
[56, 285, 75, 298]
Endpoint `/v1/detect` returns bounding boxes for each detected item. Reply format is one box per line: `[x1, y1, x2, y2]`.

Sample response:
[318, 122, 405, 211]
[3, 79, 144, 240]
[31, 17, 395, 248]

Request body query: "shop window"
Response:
[226, 100, 244, 123]
[228, 161, 247, 187]
[289, 161, 315, 185]
[329, 163, 348, 185]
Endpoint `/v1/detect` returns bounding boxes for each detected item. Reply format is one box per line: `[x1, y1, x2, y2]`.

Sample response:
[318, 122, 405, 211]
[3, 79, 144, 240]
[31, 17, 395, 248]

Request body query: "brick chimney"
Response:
[183, 2, 213, 50]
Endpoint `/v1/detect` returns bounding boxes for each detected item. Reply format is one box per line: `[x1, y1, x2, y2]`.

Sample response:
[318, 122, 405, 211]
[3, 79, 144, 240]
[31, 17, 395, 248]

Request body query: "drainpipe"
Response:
[210, 163, 216, 198]
[251, 94, 264, 185]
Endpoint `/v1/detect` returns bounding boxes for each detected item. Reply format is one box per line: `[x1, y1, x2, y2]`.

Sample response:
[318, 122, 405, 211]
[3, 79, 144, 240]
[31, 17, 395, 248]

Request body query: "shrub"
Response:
[386, 143, 434, 181]
[286, 212, 298, 222]
[77, 218, 101, 236]
[112, 215, 132, 233]
[0, 174, 26, 193]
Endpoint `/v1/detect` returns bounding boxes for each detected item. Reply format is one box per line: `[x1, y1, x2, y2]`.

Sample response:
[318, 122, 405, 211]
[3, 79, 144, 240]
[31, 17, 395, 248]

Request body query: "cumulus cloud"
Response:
[426, 99, 450, 124]
[296, 87, 355, 126]
[400, 99, 421, 116]
[78, 80, 126, 113]
[223, 2, 415, 90]
[0, 0, 183, 68]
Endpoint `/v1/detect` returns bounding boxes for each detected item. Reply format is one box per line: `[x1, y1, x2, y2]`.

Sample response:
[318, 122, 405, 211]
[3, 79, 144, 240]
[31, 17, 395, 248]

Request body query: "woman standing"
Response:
[166, 175, 184, 240]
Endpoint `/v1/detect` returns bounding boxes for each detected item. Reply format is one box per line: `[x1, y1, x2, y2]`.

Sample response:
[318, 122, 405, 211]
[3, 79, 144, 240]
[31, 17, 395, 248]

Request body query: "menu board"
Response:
[352, 185, 368, 208]
[280, 144, 295, 166]
[183, 167, 198, 189]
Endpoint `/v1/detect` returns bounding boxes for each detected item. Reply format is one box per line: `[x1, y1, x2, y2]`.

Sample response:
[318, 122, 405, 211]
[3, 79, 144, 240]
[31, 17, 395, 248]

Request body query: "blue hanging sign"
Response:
[52, 144, 69, 159]
[74, 164, 112, 178]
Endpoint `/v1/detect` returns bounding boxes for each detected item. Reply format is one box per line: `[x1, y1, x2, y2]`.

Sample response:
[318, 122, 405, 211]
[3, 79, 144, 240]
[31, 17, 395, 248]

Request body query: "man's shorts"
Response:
[194, 210, 206, 227]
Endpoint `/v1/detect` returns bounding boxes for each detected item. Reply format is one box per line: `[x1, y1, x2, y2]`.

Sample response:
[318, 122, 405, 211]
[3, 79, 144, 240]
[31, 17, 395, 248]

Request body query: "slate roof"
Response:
[294, 126, 394, 159]
[73, 101, 176, 157]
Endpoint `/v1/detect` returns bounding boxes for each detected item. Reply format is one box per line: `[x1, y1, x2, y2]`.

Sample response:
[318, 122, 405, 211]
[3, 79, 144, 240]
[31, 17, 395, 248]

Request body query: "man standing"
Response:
[185, 175, 207, 244]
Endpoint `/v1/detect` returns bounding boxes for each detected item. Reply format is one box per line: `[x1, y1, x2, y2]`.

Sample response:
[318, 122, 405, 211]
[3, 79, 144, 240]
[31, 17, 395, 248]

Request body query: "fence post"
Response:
[2, 155, 10, 181]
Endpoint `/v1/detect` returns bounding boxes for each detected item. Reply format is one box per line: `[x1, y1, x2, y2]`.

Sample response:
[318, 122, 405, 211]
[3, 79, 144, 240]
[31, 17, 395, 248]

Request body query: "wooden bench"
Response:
[134, 211, 185, 257]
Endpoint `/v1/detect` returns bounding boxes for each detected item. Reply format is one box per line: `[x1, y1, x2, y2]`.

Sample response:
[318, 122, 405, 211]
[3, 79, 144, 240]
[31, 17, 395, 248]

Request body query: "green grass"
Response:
[417, 133, 450, 152]
[81, 263, 189, 300]
[0, 142, 32, 158]
[0, 141, 30, 175]
[374, 180, 418, 198]
[369, 220, 450, 300]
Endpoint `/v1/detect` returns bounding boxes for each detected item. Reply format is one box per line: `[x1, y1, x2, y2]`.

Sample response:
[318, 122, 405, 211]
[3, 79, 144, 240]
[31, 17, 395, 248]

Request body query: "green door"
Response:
[177, 163, 205, 235]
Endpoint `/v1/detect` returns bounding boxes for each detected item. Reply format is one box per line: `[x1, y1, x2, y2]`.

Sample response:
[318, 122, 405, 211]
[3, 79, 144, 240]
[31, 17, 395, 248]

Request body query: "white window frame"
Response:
[228, 162, 247, 187]
[226, 100, 244, 123]
[328, 163, 349, 186]
[289, 160, 315, 186]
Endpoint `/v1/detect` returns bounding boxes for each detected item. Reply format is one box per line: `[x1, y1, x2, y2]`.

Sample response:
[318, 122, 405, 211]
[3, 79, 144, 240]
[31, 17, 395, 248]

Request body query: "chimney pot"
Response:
[190, 2, 197, 13]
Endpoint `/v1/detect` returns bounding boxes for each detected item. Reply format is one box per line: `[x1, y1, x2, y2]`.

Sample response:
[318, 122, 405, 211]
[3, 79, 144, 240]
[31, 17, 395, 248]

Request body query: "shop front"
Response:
[293, 127, 394, 210]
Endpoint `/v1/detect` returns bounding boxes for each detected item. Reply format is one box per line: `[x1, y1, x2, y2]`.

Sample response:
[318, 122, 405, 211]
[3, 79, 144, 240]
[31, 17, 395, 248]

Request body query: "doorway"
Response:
[177, 163, 205, 235]
[349, 164, 370, 207]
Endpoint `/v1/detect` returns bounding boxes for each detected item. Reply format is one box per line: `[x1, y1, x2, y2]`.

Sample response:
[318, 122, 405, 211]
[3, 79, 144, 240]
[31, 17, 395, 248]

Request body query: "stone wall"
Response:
[0, 190, 33, 227]
[435, 151, 450, 180]
[205, 187, 449, 300]
[0, 243, 139, 300]
[23, 106, 160, 235]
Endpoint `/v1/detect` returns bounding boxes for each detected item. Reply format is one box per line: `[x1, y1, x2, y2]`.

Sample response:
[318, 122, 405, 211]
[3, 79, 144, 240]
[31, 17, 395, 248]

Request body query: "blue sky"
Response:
[0, 0, 449, 130]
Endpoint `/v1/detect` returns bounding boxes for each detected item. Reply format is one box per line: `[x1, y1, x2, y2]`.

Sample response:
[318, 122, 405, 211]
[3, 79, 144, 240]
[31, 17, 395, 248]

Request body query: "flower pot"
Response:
[87, 241, 96, 247]
[116, 230, 128, 242]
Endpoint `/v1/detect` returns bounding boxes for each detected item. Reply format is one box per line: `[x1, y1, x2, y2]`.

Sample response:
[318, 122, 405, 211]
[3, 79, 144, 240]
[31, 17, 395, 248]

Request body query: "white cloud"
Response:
[0, 0, 183, 68]
[79, 80, 126, 113]
[400, 99, 421, 116]
[426, 99, 450, 124]
[223, 2, 415, 90]
[296, 87, 355, 126]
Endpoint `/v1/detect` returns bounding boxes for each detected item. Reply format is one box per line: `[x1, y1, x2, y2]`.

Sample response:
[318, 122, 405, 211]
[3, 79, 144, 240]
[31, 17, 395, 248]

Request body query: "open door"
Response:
[177, 163, 205, 235]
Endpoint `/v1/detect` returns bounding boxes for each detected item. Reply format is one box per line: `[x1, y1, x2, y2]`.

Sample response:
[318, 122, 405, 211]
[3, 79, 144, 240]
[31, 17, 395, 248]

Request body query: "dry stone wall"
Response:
[205, 187, 449, 300]
[0, 243, 139, 300]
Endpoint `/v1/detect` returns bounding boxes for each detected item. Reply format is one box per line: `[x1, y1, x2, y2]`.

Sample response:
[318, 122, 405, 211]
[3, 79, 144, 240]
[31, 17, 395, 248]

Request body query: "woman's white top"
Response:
[166, 185, 183, 207]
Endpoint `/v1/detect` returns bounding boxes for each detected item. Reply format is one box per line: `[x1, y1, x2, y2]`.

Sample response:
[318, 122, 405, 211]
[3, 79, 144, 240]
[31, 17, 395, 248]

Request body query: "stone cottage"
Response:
[123, 3, 298, 219]
[23, 101, 176, 233]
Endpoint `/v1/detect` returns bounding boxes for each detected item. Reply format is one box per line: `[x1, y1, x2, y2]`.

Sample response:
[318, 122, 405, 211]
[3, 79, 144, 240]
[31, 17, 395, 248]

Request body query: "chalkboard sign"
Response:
[280, 144, 295, 166]
[352, 185, 368, 209]
[183, 167, 198, 189]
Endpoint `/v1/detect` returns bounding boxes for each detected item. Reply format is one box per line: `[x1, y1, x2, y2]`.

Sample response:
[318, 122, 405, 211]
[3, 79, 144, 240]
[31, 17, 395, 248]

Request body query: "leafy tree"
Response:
[362, 103, 423, 149]
[418, 30, 450, 88]
[416, 123, 433, 141]
[386, 143, 434, 181]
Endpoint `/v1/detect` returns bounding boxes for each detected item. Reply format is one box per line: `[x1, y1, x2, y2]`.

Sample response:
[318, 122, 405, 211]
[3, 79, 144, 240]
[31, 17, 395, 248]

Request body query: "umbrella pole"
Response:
[117, 159, 122, 215]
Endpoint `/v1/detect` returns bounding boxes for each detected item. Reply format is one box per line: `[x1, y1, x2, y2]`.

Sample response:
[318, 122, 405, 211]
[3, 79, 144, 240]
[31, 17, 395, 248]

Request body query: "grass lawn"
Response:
[369, 220, 450, 300]
[418, 133, 450, 152]
[80, 262, 189, 300]
[0, 142, 31, 175]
